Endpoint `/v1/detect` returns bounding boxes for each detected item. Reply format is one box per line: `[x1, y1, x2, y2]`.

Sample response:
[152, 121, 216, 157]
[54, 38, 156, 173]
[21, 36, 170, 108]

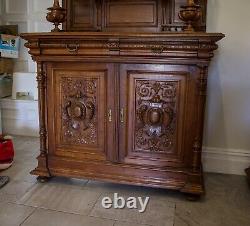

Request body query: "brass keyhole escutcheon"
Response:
[120, 108, 125, 123]
[108, 109, 112, 122]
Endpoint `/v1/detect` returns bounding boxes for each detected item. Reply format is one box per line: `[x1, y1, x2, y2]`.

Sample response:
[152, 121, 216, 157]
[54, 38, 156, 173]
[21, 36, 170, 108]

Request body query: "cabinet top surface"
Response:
[21, 32, 225, 42]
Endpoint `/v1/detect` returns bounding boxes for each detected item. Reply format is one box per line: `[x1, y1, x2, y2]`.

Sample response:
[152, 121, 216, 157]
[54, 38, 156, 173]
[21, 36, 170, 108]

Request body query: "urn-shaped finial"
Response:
[179, 0, 201, 32]
[46, 0, 66, 32]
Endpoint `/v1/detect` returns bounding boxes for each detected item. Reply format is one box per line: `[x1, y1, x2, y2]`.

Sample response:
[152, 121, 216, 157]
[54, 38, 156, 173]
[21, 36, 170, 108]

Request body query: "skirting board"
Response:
[202, 147, 250, 175]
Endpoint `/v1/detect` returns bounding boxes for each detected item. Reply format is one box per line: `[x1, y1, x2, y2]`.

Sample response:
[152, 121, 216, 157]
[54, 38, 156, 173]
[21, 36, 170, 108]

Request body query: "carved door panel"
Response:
[119, 64, 191, 167]
[47, 63, 116, 162]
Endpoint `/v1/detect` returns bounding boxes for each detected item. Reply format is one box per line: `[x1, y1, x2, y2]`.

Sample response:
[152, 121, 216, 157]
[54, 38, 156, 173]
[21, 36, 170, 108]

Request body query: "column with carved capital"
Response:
[31, 62, 51, 182]
[192, 65, 208, 172]
[181, 65, 208, 199]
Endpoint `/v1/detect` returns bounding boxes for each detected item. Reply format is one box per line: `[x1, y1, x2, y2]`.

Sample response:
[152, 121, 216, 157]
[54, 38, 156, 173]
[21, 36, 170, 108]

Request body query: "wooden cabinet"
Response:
[21, 0, 224, 198]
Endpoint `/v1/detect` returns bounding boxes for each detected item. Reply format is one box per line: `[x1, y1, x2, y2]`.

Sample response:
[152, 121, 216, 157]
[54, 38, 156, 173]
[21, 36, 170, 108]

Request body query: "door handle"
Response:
[120, 108, 125, 123]
[66, 44, 79, 53]
[108, 109, 112, 122]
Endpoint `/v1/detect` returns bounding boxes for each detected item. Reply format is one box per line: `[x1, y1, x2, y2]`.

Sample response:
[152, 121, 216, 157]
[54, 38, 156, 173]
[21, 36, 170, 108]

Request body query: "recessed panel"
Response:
[134, 78, 179, 154]
[69, 0, 97, 29]
[105, 0, 158, 27]
[55, 71, 105, 150]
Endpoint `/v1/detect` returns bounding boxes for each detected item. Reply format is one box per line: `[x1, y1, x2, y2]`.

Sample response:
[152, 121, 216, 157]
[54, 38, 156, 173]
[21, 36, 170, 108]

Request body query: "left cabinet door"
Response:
[46, 63, 116, 162]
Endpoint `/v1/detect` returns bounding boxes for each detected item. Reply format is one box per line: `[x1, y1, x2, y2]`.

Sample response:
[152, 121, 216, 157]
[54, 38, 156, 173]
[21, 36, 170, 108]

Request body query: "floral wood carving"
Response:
[61, 77, 97, 145]
[135, 80, 178, 153]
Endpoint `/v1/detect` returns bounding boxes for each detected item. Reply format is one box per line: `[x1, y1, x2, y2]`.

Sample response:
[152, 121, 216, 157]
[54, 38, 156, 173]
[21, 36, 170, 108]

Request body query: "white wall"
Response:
[0, 0, 55, 136]
[202, 0, 250, 174]
[0, 0, 57, 71]
[0, 0, 249, 174]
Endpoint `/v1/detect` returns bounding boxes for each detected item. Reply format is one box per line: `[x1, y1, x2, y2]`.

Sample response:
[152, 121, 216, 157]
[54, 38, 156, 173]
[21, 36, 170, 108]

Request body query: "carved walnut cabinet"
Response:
[21, 0, 224, 197]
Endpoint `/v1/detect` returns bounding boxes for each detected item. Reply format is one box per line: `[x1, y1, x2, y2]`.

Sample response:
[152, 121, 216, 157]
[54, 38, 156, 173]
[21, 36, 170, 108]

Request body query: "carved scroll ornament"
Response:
[135, 80, 178, 153]
[61, 77, 98, 145]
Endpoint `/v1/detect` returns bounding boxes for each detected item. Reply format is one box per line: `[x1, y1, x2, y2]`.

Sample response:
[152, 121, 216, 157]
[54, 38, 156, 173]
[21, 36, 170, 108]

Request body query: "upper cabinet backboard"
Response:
[63, 0, 207, 32]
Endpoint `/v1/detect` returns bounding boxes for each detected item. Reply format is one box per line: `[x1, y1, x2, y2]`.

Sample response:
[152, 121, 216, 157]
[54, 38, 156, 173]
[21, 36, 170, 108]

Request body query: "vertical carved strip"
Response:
[37, 62, 47, 158]
[96, 0, 102, 30]
[192, 66, 208, 172]
[161, 0, 167, 31]
[161, 0, 171, 31]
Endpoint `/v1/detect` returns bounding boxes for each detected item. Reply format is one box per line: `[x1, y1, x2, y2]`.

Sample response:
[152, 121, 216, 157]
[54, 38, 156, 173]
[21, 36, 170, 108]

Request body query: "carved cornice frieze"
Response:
[106, 39, 120, 51]
[21, 33, 224, 60]
[24, 39, 40, 56]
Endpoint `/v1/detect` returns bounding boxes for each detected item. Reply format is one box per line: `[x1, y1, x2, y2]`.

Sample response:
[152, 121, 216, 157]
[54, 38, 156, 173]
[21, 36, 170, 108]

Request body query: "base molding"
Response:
[202, 147, 250, 175]
[30, 155, 204, 195]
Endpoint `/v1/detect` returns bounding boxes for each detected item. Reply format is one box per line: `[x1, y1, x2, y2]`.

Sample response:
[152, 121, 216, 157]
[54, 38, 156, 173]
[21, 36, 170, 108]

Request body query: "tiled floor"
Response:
[0, 136, 249, 226]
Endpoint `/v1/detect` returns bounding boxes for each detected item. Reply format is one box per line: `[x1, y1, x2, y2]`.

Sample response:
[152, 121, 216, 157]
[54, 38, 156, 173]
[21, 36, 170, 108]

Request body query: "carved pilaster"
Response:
[197, 66, 208, 96]
[37, 63, 47, 158]
[192, 65, 208, 172]
[192, 137, 202, 172]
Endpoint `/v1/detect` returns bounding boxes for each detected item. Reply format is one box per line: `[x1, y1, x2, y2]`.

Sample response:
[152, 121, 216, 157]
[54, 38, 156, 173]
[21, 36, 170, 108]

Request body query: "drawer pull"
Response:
[108, 109, 112, 122]
[120, 108, 125, 123]
[66, 44, 79, 53]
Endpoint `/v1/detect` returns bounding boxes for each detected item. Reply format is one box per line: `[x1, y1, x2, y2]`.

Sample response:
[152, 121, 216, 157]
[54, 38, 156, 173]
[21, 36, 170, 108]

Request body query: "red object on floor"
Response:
[0, 137, 14, 164]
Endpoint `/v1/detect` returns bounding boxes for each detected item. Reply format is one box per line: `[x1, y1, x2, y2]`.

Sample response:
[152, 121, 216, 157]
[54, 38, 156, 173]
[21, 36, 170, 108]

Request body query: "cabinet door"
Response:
[47, 63, 116, 162]
[119, 64, 190, 167]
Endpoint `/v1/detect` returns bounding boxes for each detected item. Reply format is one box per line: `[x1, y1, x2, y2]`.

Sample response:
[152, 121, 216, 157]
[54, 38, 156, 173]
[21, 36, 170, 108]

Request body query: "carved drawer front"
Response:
[119, 64, 188, 167]
[47, 63, 115, 161]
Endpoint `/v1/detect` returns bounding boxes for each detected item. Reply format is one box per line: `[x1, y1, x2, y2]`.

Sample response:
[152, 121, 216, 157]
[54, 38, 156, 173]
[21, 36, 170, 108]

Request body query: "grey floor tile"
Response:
[175, 191, 250, 226]
[0, 192, 21, 203]
[48, 176, 88, 189]
[114, 221, 151, 226]
[21, 208, 115, 226]
[19, 183, 102, 215]
[0, 180, 36, 203]
[1, 136, 249, 226]
[0, 180, 35, 195]
[90, 194, 175, 226]
[0, 202, 35, 226]
[84, 180, 176, 202]
[173, 215, 189, 226]
[83, 180, 146, 195]
[0, 162, 37, 183]
[18, 184, 54, 206]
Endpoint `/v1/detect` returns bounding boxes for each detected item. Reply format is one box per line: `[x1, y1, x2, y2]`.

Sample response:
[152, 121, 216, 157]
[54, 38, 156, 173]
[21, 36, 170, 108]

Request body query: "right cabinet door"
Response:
[119, 64, 196, 168]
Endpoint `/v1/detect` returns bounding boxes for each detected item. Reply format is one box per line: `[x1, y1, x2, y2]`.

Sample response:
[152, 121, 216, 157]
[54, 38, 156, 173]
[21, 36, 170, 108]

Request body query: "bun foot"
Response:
[37, 176, 50, 183]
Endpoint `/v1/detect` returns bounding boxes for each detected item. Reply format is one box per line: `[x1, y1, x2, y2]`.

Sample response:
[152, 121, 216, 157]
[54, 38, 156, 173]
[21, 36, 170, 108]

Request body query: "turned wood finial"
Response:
[179, 0, 201, 32]
[187, 0, 195, 5]
[53, 0, 60, 7]
[46, 0, 66, 32]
